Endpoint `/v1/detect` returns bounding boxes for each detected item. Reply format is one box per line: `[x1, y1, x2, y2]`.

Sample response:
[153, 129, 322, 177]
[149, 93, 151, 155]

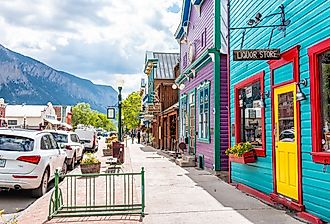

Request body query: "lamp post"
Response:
[117, 80, 124, 142]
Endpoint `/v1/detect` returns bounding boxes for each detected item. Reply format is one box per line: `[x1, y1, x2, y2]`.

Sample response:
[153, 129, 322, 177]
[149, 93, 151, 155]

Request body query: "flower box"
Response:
[80, 162, 101, 174]
[229, 151, 256, 164]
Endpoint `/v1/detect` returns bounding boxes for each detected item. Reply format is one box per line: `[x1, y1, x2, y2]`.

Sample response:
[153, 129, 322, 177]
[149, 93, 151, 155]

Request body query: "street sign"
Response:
[107, 107, 115, 119]
[233, 49, 280, 61]
[147, 103, 161, 113]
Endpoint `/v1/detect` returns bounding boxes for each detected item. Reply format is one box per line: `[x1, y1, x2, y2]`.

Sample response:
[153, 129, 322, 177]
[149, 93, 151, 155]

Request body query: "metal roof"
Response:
[152, 52, 179, 79]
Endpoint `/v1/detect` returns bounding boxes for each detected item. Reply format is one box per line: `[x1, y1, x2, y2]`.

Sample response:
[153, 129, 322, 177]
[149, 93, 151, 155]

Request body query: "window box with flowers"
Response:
[226, 142, 256, 164]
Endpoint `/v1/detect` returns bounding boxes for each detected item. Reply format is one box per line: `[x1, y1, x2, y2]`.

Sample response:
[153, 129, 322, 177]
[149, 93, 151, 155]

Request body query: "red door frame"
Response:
[268, 45, 304, 210]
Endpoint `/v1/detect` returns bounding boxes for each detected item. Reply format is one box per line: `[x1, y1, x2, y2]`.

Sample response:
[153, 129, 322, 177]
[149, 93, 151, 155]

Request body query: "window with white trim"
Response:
[198, 81, 210, 141]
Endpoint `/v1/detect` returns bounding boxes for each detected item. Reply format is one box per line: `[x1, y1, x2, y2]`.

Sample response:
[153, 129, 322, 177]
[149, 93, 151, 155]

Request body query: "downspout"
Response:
[227, 0, 231, 183]
[213, 0, 221, 171]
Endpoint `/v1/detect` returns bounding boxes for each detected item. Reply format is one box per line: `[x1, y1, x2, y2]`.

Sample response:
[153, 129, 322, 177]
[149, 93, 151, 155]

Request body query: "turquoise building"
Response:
[228, 0, 330, 223]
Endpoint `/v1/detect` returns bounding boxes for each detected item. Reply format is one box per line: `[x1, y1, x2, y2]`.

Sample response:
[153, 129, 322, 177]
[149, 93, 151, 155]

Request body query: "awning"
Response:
[44, 118, 61, 125]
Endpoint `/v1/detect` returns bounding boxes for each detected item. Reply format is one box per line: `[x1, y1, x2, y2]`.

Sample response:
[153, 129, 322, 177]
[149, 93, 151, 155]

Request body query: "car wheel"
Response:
[31, 169, 49, 198]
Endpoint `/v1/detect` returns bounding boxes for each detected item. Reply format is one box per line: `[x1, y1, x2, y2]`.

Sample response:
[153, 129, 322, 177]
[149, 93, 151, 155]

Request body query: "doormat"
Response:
[140, 146, 156, 152]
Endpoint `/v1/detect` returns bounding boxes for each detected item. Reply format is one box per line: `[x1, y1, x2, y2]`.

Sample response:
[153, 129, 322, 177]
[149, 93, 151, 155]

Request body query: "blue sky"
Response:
[0, 0, 182, 97]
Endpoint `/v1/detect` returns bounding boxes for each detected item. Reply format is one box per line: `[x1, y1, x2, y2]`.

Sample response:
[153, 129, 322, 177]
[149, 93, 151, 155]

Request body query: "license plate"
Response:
[0, 159, 6, 168]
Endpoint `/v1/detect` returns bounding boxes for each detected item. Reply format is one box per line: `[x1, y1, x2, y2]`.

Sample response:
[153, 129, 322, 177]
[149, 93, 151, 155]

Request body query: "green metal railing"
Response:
[48, 167, 145, 220]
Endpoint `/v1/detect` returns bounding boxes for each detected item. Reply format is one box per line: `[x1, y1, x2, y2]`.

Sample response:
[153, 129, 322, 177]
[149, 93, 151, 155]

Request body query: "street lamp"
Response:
[117, 79, 124, 142]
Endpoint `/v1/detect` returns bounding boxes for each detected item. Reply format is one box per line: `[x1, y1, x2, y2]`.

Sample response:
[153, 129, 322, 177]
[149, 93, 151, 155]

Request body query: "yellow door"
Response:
[274, 83, 298, 200]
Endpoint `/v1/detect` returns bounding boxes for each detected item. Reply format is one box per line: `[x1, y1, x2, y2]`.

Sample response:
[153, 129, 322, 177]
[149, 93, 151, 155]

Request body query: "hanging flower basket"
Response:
[229, 151, 256, 164]
[226, 142, 256, 164]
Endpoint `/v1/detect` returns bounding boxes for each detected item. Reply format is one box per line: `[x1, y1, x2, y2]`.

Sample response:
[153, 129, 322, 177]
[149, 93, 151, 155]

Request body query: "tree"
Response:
[122, 92, 142, 131]
[71, 103, 116, 131]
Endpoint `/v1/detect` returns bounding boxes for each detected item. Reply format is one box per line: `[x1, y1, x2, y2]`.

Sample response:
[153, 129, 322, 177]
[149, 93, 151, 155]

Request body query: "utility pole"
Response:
[118, 86, 122, 142]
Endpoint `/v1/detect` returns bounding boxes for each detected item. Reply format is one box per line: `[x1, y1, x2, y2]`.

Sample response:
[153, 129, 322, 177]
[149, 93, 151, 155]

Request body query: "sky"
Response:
[0, 0, 182, 97]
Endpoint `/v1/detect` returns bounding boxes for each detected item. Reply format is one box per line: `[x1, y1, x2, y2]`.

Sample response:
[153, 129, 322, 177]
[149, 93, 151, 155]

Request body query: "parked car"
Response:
[75, 126, 98, 152]
[45, 130, 84, 170]
[0, 129, 67, 197]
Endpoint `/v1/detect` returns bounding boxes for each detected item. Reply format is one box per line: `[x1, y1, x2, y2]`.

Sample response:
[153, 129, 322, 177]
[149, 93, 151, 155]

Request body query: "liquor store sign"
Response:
[233, 49, 280, 61]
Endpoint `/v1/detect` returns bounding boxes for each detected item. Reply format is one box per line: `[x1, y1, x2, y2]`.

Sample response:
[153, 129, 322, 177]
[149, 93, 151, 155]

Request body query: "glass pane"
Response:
[278, 91, 295, 142]
[0, 135, 34, 152]
[319, 50, 330, 152]
[240, 81, 263, 147]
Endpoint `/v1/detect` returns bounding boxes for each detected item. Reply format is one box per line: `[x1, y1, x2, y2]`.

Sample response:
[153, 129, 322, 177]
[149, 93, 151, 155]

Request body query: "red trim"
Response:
[236, 183, 325, 223]
[269, 45, 303, 205]
[234, 71, 266, 157]
[308, 38, 330, 164]
[12, 175, 38, 179]
[270, 193, 304, 212]
[297, 212, 324, 224]
[236, 183, 273, 204]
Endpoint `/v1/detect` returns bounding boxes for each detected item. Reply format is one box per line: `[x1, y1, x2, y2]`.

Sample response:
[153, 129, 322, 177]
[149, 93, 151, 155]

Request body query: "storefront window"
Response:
[319, 50, 330, 152]
[234, 71, 265, 156]
[238, 81, 263, 148]
[198, 81, 210, 141]
[308, 37, 330, 164]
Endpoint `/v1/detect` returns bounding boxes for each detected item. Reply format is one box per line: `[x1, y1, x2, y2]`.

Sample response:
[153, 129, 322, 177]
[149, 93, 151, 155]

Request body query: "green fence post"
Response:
[141, 167, 145, 216]
[54, 169, 59, 211]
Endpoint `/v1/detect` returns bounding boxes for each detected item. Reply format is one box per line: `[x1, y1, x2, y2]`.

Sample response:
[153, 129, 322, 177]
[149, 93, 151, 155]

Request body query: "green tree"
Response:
[122, 91, 142, 131]
[71, 103, 116, 131]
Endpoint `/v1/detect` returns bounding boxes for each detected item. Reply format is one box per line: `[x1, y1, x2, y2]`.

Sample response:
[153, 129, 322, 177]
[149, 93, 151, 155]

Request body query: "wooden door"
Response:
[274, 83, 298, 200]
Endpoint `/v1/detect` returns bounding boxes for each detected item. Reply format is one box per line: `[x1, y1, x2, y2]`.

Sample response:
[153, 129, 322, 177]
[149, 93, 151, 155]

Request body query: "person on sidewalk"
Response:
[137, 130, 141, 144]
[131, 130, 135, 144]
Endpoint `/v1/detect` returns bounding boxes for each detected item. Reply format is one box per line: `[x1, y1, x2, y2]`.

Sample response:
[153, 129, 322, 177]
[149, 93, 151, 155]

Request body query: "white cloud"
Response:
[0, 0, 181, 95]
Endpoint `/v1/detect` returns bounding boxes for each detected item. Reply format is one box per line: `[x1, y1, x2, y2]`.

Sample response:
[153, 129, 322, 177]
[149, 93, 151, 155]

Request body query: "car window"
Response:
[71, 134, 79, 143]
[41, 135, 52, 150]
[49, 135, 59, 149]
[0, 135, 34, 152]
[51, 133, 68, 143]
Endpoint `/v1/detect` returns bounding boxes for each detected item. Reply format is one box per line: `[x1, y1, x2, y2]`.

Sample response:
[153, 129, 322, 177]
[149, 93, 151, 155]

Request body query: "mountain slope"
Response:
[0, 44, 117, 112]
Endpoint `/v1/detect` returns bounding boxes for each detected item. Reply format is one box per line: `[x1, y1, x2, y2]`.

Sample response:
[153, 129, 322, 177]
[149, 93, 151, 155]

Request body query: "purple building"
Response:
[175, 0, 228, 171]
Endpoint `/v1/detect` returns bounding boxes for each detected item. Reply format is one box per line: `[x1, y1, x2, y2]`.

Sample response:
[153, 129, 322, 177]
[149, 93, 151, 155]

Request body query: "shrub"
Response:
[81, 153, 100, 165]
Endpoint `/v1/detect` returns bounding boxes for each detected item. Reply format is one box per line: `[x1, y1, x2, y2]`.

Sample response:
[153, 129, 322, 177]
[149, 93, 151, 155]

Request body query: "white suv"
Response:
[46, 130, 84, 170]
[0, 129, 67, 197]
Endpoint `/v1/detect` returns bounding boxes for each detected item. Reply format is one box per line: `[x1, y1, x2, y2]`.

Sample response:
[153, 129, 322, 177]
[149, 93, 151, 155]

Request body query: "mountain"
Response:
[0, 44, 117, 113]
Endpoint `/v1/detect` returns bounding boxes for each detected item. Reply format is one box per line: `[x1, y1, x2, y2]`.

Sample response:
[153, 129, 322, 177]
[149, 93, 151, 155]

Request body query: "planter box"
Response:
[229, 151, 256, 164]
[80, 162, 101, 174]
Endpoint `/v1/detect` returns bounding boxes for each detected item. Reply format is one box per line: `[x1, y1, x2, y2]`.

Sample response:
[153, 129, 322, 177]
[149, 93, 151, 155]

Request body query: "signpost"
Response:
[107, 107, 116, 119]
[147, 103, 161, 114]
[233, 49, 280, 61]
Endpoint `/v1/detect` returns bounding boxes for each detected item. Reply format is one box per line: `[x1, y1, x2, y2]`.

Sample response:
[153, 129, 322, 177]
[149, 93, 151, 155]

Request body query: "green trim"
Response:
[188, 88, 197, 154]
[197, 81, 211, 143]
[213, 0, 221, 171]
[175, 49, 211, 84]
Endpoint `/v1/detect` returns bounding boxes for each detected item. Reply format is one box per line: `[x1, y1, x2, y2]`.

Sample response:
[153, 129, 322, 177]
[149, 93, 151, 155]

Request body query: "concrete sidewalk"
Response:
[14, 140, 304, 224]
[128, 142, 303, 224]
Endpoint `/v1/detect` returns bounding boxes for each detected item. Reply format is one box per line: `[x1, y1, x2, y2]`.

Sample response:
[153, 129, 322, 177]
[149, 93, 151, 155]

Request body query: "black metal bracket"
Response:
[231, 4, 291, 49]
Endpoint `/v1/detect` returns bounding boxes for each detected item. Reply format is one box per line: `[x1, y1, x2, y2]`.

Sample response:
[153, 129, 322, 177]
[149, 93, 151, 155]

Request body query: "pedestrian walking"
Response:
[131, 131, 135, 144]
[137, 130, 141, 144]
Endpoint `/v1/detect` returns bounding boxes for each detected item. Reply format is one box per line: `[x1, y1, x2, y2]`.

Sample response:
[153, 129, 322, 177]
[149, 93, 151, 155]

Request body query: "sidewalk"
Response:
[128, 142, 303, 224]
[16, 139, 141, 224]
[15, 140, 304, 224]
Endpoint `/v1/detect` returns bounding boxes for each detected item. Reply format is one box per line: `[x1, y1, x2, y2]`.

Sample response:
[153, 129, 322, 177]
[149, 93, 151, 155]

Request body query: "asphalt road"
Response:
[0, 172, 57, 214]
